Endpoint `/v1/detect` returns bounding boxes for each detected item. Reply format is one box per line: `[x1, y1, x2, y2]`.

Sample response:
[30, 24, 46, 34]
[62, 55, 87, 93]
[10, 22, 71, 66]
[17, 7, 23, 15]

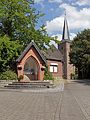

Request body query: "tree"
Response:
[0, 35, 22, 72]
[70, 29, 90, 79]
[0, 0, 55, 49]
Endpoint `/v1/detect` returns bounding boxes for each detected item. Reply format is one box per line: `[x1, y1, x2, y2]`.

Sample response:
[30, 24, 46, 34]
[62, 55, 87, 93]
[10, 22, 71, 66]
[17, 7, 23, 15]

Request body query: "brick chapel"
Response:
[16, 15, 74, 81]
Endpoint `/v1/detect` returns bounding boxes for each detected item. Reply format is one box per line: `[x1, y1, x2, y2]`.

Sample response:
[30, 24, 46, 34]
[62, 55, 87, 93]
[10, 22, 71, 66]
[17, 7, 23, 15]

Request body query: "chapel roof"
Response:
[16, 41, 46, 64]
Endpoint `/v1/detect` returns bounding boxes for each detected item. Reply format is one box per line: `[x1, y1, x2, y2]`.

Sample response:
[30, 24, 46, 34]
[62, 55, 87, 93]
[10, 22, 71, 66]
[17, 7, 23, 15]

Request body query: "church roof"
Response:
[16, 41, 47, 64]
[62, 13, 70, 41]
[42, 45, 63, 61]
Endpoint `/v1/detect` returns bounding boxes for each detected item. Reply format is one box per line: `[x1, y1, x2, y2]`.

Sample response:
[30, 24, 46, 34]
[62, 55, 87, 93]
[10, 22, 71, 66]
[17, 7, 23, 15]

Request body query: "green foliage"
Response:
[0, 35, 22, 72]
[0, 0, 57, 79]
[0, 70, 17, 80]
[70, 29, 90, 79]
[44, 66, 54, 80]
[0, 0, 36, 36]
[0, 0, 56, 49]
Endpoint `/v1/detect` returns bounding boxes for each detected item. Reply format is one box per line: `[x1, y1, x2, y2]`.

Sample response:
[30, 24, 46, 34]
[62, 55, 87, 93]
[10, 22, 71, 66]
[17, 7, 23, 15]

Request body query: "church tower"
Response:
[58, 13, 73, 79]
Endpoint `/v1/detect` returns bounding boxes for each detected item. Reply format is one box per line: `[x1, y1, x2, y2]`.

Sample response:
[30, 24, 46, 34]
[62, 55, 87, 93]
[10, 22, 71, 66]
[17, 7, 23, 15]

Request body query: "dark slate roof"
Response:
[16, 41, 46, 64]
[62, 13, 70, 41]
[41, 45, 63, 61]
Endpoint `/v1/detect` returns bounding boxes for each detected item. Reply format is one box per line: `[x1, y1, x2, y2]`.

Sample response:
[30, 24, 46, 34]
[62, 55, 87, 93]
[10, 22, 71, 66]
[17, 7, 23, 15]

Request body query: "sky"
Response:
[34, 0, 90, 41]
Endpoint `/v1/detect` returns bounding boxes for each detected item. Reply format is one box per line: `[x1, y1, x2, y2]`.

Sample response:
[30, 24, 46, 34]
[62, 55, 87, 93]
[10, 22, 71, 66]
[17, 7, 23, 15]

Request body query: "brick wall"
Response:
[58, 41, 75, 79]
[17, 47, 45, 81]
[47, 60, 63, 79]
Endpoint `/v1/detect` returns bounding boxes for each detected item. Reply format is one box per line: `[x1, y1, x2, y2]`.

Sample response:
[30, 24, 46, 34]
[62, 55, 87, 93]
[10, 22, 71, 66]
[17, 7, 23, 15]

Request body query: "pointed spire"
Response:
[62, 10, 70, 41]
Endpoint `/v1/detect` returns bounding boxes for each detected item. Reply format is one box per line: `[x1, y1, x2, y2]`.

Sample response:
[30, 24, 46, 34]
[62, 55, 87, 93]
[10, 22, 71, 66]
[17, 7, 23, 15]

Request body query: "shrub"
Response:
[0, 70, 17, 80]
[44, 66, 54, 80]
[70, 73, 78, 79]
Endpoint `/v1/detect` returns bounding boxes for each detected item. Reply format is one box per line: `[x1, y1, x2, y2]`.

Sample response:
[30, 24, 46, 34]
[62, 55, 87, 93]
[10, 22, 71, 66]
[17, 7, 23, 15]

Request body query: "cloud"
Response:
[60, 4, 90, 29]
[76, 0, 90, 6]
[52, 33, 76, 41]
[46, 3, 90, 35]
[49, 34, 62, 48]
[49, 40, 58, 48]
[52, 34, 62, 41]
[46, 16, 64, 34]
[49, 32, 76, 48]
[48, 0, 90, 6]
[70, 33, 76, 40]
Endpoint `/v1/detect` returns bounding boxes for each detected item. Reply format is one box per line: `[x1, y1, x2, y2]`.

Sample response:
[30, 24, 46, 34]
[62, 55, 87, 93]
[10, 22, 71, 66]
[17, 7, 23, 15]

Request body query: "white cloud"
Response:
[46, 16, 64, 34]
[52, 34, 62, 41]
[49, 40, 58, 48]
[49, 32, 76, 48]
[46, 4, 90, 35]
[70, 33, 76, 40]
[49, 34, 62, 48]
[51, 33, 76, 41]
[76, 0, 90, 6]
[49, 0, 90, 5]
[60, 4, 90, 29]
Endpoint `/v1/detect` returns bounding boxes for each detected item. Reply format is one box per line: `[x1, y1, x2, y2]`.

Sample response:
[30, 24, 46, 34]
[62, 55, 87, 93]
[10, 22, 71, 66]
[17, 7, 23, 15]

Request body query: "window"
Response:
[54, 66, 58, 72]
[50, 65, 53, 72]
[50, 65, 58, 73]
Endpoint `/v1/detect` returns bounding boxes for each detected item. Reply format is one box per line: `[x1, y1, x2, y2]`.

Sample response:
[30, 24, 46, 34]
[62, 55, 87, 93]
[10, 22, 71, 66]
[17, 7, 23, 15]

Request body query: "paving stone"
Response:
[0, 82, 90, 120]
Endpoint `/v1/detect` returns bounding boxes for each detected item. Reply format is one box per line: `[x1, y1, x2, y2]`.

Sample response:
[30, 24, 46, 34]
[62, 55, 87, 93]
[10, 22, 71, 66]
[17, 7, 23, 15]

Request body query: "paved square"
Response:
[0, 81, 90, 120]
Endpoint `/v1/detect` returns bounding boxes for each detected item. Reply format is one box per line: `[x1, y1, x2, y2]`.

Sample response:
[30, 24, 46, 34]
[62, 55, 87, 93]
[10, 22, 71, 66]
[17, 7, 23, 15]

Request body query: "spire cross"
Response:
[64, 9, 66, 17]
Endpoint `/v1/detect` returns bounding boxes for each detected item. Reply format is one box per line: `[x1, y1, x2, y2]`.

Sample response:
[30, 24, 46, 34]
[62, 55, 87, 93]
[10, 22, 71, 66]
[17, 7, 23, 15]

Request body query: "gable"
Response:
[16, 41, 46, 64]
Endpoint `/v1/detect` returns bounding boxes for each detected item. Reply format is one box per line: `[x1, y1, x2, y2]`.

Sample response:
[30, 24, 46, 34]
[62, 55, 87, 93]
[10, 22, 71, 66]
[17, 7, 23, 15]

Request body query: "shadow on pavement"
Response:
[72, 79, 90, 86]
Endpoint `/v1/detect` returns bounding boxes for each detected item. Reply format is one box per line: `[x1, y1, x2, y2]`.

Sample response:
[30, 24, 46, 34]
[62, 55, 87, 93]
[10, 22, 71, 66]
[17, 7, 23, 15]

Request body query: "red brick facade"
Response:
[58, 41, 75, 79]
[17, 46, 45, 81]
[47, 60, 63, 79]
[17, 41, 74, 81]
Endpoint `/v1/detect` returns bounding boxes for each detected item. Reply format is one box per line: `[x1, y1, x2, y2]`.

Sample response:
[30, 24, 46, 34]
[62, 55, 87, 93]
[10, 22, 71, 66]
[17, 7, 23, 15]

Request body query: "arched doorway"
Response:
[24, 56, 40, 81]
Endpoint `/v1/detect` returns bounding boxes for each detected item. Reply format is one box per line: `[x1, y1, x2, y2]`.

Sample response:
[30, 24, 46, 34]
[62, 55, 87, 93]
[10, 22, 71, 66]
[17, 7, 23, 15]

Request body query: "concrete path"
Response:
[0, 81, 90, 120]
